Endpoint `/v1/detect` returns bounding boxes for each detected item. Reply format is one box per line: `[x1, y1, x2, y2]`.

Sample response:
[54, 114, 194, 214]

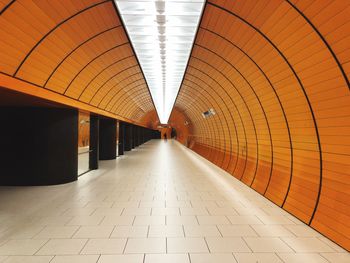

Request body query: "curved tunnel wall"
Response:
[173, 0, 350, 250]
[0, 0, 157, 124]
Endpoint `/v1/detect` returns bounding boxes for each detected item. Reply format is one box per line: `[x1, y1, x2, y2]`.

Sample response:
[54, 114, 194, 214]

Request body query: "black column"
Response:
[118, 121, 125, 156]
[89, 115, 99, 170]
[0, 107, 78, 186]
[131, 125, 135, 149]
[99, 117, 116, 160]
[124, 123, 132, 151]
[135, 126, 139, 147]
[140, 127, 145, 144]
[133, 125, 138, 148]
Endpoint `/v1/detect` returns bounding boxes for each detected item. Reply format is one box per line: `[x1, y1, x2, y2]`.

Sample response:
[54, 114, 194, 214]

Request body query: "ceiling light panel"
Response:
[115, 0, 205, 124]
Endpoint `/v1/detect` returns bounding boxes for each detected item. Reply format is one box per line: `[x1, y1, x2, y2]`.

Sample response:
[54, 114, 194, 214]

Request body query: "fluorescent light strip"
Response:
[115, 0, 205, 124]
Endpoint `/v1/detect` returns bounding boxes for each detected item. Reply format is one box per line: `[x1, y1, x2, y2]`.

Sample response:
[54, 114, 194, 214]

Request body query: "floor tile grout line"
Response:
[48, 255, 55, 262]
[108, 225, 116, 238]
[122, 238, 129, 254]
[231, 252, 239, 263]
[71, 225, 82, 239]
[203, 237, 211, 253]
[215, 225, 223, 237]
[274, 252, 286, 263]
[78, 238, 89, 255]
[318, 252, 333, 263]
[241, 237, 253, 253]
[278, 237, 297, 253]
[33, 238, 51, 256]
[316, 236, 340, 252]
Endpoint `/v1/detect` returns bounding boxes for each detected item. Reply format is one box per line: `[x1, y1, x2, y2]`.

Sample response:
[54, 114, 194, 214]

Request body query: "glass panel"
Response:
[78, 112, 90, 175]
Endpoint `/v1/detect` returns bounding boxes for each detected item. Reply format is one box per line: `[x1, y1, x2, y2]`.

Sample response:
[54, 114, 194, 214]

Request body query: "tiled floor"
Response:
[0, 140, 348, 262]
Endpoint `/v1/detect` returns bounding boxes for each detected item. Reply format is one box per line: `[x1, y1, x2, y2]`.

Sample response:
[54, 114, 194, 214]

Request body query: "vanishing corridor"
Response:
[0, 140, 347, 263]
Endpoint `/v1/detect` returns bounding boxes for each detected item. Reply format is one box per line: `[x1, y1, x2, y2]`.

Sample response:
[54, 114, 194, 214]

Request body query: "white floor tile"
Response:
[148, 226, 184, 237]
[283, 225, 321, 237]
[256, 215, 295, 225]
[133, 216, 165, 226]
[140, 201, 165, 208]
[35, 216, 72, 226]
[6, 226, 44, 239]
[91, 208, 123, 216]
[152, 208, 179, 216]
[72, 226, 114, 238]
[98, 254, 144, 263]
[66, 215, 104, 226]
[50, 255, 99, 263]
[227, 216, 263, 225]
[34, 226, 78, 239]
[124, 238, 166, 253]
[197, 216, 231, 225]
[184, 226, 221, 237]
[180, 207, 209, 216]
[277, 253, 328, 263]
[167, 237, 209, 253]
[111, 226, 148, 238]
[244, 237, 293, 252]
[317, 236, 347, 252]
[251, 225, 294, 237]
[3, 256, 53, 263]
[234, 253, 282, 263]
[166, 201, 191, 208]
[144, 254, 189, 263]
[100, 215, 134, 226]
[281, 237, 335, 252]
[320, 253, 350, 263]
[0, 240, 48, 256]
[207, 207, 238, 216]
[218, 225, 257, 237]
[166, 216, 198, 226]
[206, 237, 251, 252]
[122, 208, 151, 216]
[63, 208, 96, 217]
[36, 239, 87, 255]
[80, 238, 127, 254]
[190, 253, 236, 263]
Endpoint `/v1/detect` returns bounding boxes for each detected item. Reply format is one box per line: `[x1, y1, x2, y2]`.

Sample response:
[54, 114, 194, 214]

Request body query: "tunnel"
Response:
[0, 0, 349, 260]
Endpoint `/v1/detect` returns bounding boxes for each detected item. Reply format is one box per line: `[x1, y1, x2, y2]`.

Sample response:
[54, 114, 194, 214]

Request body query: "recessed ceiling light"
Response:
[115, 0, 205, 124]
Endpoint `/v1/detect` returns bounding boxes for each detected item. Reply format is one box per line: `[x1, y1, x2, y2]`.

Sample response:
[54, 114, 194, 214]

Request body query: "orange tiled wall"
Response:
[173, 0, 350, 250]
[0, 0, 156, 125]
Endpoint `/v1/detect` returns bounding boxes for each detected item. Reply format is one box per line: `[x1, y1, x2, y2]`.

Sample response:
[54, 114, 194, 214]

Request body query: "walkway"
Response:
[0, 140, 348, 263]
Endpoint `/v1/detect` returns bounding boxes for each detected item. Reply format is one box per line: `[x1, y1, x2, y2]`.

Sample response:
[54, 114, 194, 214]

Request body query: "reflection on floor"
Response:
[0, 140, 348, 262]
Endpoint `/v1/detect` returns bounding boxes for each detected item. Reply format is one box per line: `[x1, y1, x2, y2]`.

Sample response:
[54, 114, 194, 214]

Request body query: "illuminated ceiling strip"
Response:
[115, 0, 205, 123]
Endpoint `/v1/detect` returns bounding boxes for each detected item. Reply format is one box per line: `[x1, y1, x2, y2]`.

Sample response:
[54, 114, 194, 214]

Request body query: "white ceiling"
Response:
[114, 0, 205, 124]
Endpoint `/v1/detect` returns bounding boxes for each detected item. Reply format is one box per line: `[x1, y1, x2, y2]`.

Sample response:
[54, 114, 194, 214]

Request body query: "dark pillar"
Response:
[131, 125, 135, 149]
[118, 121, 125, 156]
[89, 115, 99, 170]
[0, 107, 78, 185]
[133, 125, 138, 148]
[124, 123, 132, 151]
[99, 117, 116, 160]
[135, 126, 140, 147]
[140, 127, 144, 144]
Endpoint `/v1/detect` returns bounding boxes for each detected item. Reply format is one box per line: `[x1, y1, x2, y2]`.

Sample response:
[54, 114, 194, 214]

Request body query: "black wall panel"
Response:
[0, 107, 78, 185]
